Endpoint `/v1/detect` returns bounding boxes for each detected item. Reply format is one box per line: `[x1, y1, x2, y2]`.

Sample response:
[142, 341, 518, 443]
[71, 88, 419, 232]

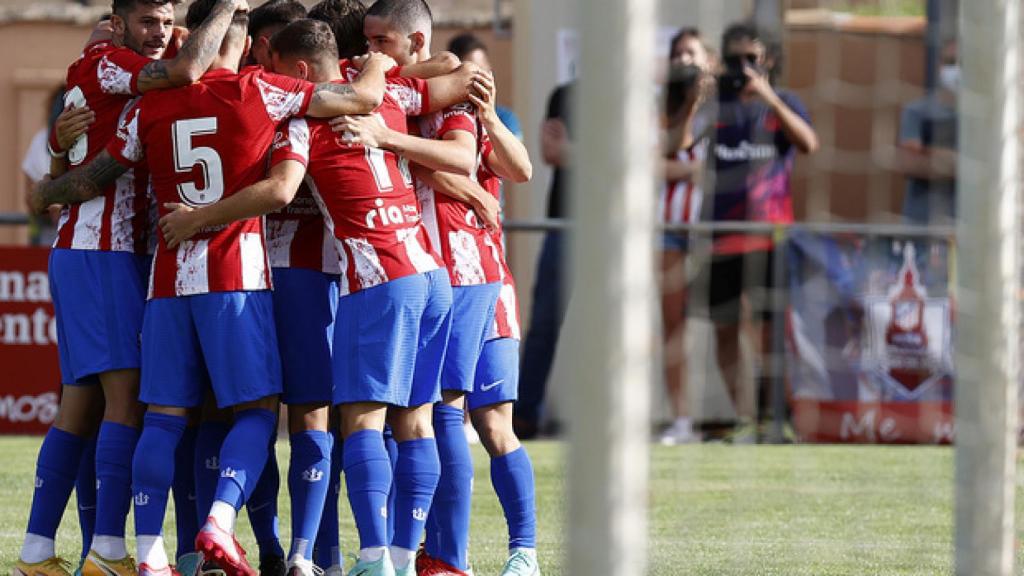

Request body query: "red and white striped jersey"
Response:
[414, 105, 504, 287]
[108, 67, 315, 299]
[265, 180, 341, 274]
[56, 40, 153, 254]
[271, 75, 442, 296]
[658, 143, 706, 225]
[478, 133, 520, 341]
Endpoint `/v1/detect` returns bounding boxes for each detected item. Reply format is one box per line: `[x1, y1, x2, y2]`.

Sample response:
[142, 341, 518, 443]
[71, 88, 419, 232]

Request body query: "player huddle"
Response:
[15, 1, 538, 576]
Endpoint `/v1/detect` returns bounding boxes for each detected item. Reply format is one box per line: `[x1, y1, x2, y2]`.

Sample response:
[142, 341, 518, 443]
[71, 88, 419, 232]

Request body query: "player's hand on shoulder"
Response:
[160, 202, 200, 249]
[55, 105, 95, 152]
[331, 115, 387, 149]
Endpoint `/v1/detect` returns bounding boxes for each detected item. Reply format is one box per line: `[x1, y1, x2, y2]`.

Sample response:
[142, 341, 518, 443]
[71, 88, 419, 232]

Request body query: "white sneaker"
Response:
[285, 559, 322, 576]
[658, 421, 700, 445]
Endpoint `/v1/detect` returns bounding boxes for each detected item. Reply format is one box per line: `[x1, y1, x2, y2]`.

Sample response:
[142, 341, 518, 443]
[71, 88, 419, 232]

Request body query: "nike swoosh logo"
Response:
[480, 379, 504, 392]
[248, 501, 271, 513]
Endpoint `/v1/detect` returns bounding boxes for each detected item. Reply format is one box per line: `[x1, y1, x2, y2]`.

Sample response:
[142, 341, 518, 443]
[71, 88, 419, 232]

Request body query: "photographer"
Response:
[658, 62, 710, 445]
[699, 22, 818, 442]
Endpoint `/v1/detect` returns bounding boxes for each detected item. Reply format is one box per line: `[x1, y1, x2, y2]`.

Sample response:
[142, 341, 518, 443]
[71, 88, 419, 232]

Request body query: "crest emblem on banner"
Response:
[861, 243, 953, 398]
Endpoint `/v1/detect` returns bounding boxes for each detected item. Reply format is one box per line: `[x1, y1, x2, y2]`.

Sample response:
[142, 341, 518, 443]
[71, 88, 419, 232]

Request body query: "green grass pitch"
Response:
[0, 438, 1015, 575]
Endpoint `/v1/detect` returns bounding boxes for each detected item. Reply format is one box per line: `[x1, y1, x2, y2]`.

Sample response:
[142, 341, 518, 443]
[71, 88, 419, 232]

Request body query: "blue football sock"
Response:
[247, 435, 284, 559]
[95, 422, 139, 541]
[76, 435, 97, 559]
[193, 421, 229, 521]
[132, 413, 186, 538]
[427, 404, 473, 570]
[287, 431, 333, 561]
[392, 439, 440, 552]
[383, 426, 398, 544]
[173, 426, 199, 559]
[215, 408, 277, 508]
[343, 429, 391, 550]
[314, 430, 343, 569]
[27, 427, 86, 541]
[490, 448, 536, 550]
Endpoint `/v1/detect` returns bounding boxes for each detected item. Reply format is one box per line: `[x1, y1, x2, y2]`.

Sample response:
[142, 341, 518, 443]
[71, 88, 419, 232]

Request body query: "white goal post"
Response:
[954, 0, 1020, 574]
[566, 1, 658, 575]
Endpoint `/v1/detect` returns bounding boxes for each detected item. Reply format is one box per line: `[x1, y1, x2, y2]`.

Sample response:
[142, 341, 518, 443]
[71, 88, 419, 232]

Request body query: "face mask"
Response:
[939, 65, 960, 92]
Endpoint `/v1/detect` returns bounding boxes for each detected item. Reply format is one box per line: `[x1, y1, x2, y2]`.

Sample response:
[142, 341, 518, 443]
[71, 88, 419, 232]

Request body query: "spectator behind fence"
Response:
[513, 82, 572, 440]
[447, 32, 523, 140]
[696, 22, 818, 443]
[657, 49, 712, 445]
[21, 85, 68, 247]
[896, 40, 958, 225]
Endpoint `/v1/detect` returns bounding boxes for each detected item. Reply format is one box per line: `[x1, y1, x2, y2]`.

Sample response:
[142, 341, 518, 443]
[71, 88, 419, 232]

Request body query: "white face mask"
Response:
[939, 65, 960, 93]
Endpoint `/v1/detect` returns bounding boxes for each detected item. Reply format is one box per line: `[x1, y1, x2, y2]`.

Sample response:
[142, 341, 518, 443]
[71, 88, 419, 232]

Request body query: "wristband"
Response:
[47, 130, 67, 158]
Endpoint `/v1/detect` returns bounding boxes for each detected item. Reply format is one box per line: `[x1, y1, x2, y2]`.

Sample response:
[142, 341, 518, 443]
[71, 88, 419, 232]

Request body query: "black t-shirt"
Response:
[545, 83, 573, 219]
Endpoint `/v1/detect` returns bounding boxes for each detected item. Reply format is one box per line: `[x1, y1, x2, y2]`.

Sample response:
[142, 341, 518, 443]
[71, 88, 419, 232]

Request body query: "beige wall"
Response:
[784, 14, 927, 222]
[0, 21, 93, 245]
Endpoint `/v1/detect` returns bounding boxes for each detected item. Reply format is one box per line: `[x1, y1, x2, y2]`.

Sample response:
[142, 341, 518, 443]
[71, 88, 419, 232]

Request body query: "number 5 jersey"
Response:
[108, 66, 316, 298]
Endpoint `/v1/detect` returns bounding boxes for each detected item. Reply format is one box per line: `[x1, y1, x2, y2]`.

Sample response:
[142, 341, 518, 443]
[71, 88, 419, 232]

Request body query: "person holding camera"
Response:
[699, 22, 818, 442]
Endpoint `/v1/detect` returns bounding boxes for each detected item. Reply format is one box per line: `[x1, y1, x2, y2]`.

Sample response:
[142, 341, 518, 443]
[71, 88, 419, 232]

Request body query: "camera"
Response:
[718, 54, 759, 97]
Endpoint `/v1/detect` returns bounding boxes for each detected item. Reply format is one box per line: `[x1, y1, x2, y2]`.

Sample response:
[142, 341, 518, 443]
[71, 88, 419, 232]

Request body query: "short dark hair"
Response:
[111, 0, 175, 19]
[720, 21, 761, 54]
[669, 27, 701, 60]
[447, 32, 486, 60]
[308, 0, 368, 60]
[186, 0, 248, 33]
[364, 0, 433, 36]
[271, 18, 340, 62]
[248, 0, 307, 39]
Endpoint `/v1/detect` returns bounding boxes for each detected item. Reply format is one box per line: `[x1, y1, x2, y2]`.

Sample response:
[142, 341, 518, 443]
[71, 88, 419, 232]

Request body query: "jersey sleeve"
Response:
[385, 76, 430, 117]
[107, 99, 145, 167]
[775, 91, 812, 153]
[98, 47, 151, 96]
[254, 70, 316, 123]
[437, 102, 477, 138]
[270, 119, 311, 168]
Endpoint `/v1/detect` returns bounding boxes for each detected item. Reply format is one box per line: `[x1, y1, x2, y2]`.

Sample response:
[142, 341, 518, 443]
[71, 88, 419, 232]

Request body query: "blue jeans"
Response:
[514, 232, 568, 430]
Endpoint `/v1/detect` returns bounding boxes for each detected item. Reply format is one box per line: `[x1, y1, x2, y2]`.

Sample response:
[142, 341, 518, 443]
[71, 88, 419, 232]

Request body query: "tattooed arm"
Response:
[29, 151, 128, 214]
[135, 0, 248, 93]
[305, 53, 395, 117]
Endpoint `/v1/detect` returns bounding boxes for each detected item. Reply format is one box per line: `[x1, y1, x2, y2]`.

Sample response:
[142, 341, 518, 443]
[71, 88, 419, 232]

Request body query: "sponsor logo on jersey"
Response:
[715, 140, 777, 162]
[364, 199, 419, 230]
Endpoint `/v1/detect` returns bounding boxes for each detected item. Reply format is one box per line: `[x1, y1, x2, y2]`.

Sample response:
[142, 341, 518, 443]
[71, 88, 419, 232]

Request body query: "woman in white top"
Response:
[658, 30, 713, 445]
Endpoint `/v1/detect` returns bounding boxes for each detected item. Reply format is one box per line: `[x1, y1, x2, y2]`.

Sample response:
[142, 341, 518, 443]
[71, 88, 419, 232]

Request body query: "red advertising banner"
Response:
[791, 400, 954, 444]
[0, 247, 60, 434]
